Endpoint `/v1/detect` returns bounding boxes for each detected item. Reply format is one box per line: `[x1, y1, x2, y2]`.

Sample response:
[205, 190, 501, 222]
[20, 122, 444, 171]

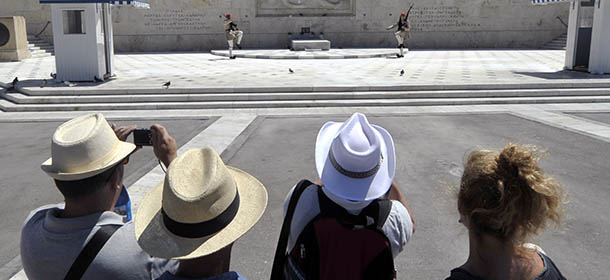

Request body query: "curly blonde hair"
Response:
[458, 143, 565, 245]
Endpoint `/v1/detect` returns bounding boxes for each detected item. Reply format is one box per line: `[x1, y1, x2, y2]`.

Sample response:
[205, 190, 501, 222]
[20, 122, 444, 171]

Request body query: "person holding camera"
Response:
[224, 13, 243, 59]
[20, 113, 178, 280]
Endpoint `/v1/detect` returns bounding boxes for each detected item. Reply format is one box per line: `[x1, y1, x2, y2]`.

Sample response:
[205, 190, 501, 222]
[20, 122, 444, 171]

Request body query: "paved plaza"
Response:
[2, 50, 609, 92]
[1, 49, 610, 279]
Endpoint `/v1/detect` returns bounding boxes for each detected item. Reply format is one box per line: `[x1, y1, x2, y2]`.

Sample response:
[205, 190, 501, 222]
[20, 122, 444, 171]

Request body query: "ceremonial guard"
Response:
[386, 10, 411, 58]
[224, 13, 243, 59]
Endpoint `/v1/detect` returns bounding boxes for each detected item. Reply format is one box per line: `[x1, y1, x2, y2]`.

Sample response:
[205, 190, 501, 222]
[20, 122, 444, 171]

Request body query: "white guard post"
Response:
[564, 0, 610, 74]
[40, 0, 150, 82]
[588, 0, 610, 74]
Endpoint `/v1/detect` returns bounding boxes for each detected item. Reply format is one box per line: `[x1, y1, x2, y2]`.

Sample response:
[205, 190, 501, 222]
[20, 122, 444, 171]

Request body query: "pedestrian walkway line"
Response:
[8, 114, 257, 280]
[511, 109, 610, 143]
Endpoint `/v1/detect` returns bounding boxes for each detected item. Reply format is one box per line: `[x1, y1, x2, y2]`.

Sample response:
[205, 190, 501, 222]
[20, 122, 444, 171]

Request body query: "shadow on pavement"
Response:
[514, 70, 610, 80]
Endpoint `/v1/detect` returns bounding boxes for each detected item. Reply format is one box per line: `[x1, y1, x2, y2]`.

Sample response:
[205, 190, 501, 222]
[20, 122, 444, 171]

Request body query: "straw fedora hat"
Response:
[315, 112, 396, 202]
[135, 147, 268, 259]
[41, 113, 136, 181]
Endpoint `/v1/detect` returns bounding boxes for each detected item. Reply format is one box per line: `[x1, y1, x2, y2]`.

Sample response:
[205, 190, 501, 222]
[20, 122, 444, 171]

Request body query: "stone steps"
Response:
[2, 96, 610, 112]
[2, 88, 610, 112]
[17, 81, 610, 96]
[26, 36, 54, 58]
[4, 88, 610, 105]
[541, 33, 567, 50]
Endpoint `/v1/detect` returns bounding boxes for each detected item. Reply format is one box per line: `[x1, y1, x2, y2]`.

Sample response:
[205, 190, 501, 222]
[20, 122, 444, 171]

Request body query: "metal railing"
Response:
[556, 16, 568, 28]
[34, 21, 51, 38]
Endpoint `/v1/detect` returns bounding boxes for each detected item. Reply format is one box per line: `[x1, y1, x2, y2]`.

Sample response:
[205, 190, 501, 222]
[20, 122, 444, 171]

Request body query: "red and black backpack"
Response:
[271, 179, 396, 280]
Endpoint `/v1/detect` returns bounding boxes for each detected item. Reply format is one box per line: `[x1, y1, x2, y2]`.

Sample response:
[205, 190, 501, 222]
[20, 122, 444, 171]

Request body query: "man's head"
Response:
[225, 13, 231, 19]
[41, 113, 135, 201]
[315, 113, 396, 203]
[135, 147, 268, 260]
[54, 157, 127, 200]
[400, 12, 406, 18]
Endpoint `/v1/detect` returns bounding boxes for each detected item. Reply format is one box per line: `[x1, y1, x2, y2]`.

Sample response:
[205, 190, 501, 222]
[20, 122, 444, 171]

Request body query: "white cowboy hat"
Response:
[135, 147, 268, 259]
[41, 113, 136, 181]
[315, 112, 396, 202]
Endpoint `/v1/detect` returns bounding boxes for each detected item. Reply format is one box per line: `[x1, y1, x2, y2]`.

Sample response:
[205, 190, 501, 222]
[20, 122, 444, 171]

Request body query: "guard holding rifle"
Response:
[224, 13, 243, 59]
[386, 5, 413, 58]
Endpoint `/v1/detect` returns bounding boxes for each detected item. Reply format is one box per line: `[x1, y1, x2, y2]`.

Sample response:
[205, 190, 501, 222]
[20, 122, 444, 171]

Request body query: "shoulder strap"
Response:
[361, 199, 393, 232]
[445, 268, 481, 280]
[64, 224, 121, 280]
[270, 179, 314, 280]
[318, 188, 392, 230]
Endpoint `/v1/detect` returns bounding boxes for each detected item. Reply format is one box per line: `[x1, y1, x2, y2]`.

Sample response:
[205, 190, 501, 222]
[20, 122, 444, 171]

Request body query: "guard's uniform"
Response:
[224, 18, 243, 49]
[389, 18, 410, 47]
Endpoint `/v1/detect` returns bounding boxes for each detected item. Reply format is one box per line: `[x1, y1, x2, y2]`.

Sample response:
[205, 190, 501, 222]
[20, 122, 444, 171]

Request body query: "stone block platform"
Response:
[210, 48, 400, 59]
[291, 40, 331, 51]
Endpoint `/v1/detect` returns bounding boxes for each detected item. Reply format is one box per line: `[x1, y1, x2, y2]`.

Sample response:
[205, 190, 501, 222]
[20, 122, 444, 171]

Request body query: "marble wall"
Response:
[0, 0, 569, 52]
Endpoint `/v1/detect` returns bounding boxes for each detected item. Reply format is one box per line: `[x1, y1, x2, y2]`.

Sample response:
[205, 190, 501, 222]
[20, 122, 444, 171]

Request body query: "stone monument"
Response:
[0, 16, 31, 61]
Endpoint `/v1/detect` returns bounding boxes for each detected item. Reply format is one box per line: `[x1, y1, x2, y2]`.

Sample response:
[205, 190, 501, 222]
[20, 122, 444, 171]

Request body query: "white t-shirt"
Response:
[283, 184, 414, 258]
[20, 204, 177, 280]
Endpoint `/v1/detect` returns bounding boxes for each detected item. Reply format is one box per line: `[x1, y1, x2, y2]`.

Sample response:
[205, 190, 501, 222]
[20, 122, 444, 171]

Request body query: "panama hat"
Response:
[135, 147, 268, 259]
[41, 113, 136, 181]
[315, 113, 396, 202]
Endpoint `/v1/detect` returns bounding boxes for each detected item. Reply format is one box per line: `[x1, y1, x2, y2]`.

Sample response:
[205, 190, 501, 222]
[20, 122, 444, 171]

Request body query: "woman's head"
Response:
[458, 143, 565, 245]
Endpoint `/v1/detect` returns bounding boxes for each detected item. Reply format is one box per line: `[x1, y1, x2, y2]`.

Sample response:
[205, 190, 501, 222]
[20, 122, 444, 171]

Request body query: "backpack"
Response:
[271, 180, 396, 280]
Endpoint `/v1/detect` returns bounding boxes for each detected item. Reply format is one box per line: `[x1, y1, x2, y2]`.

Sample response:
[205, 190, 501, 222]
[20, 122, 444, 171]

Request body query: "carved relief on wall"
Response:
[256, 0, 355, 17]
[142, 9, 208, 33]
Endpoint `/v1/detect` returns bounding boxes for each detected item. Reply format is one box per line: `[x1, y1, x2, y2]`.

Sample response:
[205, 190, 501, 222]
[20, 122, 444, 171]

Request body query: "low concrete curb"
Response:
[210, 48, 401, 59]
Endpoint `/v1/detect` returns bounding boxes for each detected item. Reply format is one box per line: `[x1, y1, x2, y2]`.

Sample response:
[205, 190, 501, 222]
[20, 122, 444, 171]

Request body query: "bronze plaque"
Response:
[256, 0, 355, 17]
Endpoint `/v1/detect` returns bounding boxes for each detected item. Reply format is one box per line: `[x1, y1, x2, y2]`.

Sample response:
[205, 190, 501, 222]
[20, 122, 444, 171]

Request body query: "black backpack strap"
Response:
[317, 188, 392, 230]
[271, 179, 314, 280]
[445, 268, 478, 280]
[64, 224, 121, 280]
[360, 199, 393, 232]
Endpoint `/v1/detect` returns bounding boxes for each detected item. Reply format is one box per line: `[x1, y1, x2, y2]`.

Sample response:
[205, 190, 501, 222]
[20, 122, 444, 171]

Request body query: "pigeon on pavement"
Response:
[289, 68, 294, 74]
[400, 69, 405, 76]
[163, 81, 171, 89]
[7, 77, 18, 91]
[41, 79, 47, 88]
[50, 72, 57, 80]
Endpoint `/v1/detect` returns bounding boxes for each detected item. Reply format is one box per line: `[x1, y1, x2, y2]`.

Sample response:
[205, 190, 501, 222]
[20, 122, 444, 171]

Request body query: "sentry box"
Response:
[533, 0, 610, 74]
[39, 0, 150, 82]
